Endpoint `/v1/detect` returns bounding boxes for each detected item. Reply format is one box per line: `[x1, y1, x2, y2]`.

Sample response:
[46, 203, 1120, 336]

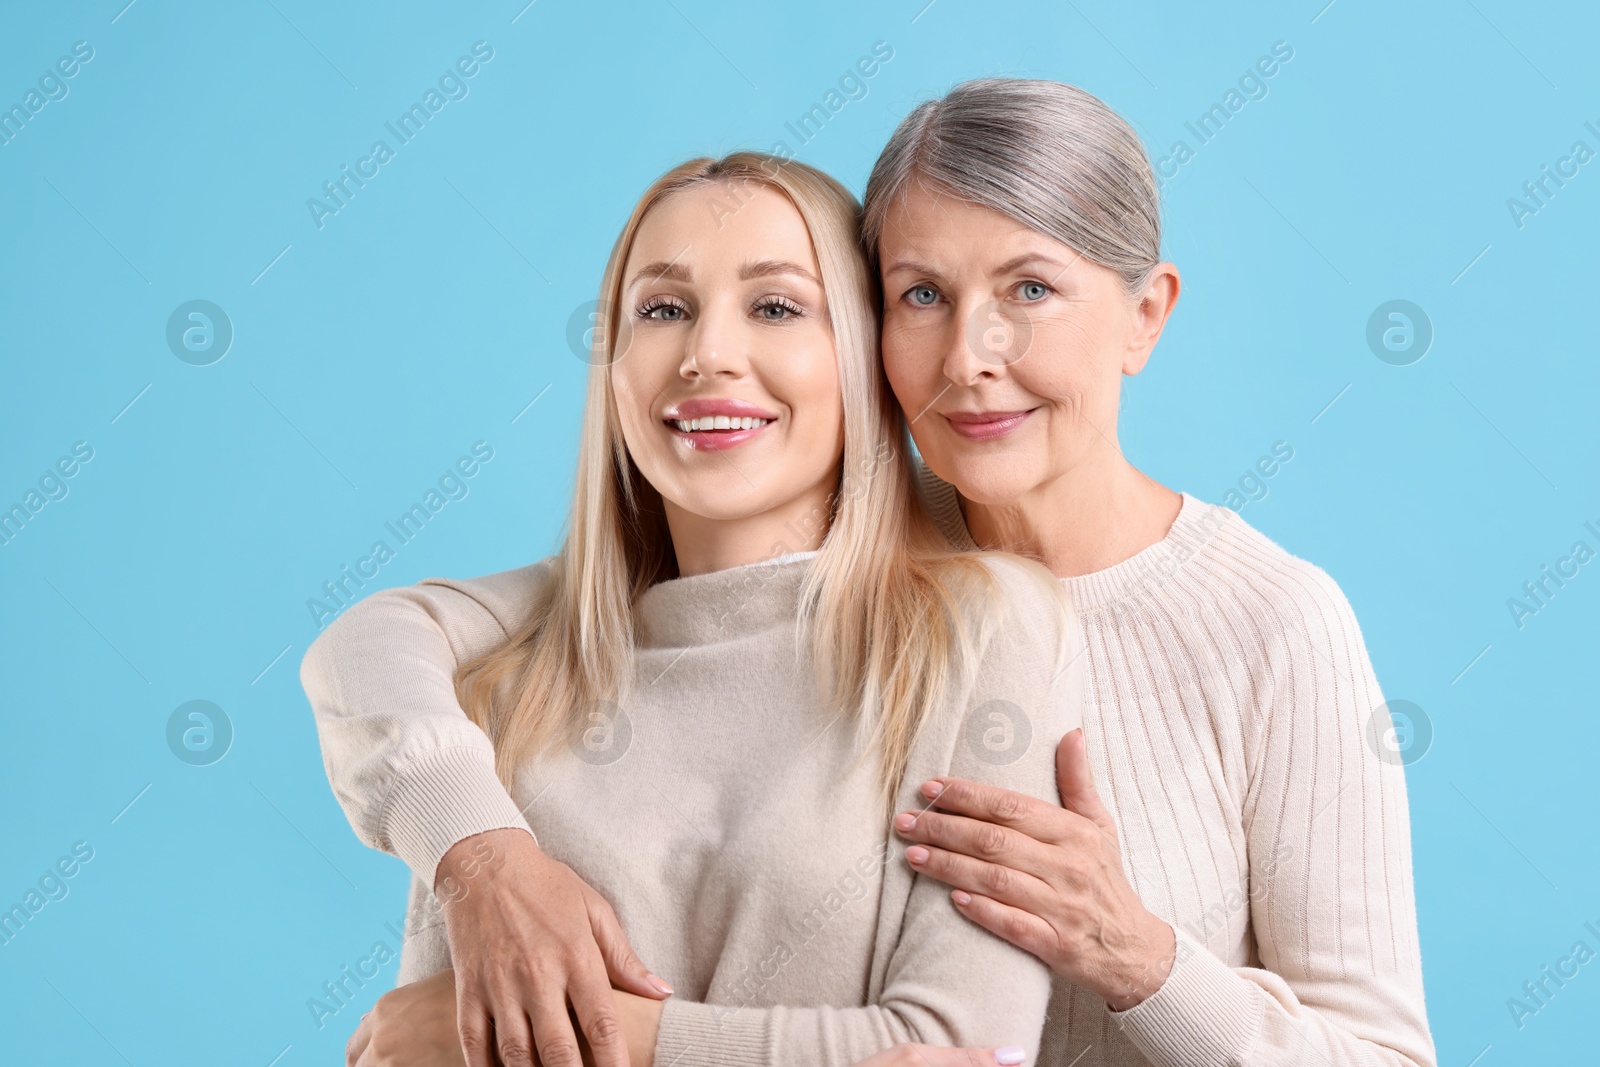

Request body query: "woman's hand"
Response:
[346, 972, 1025, 1067]
[345, 969, 463, 1066]
[434, 829, 673, 1067]
[892, 727, 1178, 1012]
[348, 971, 663, 1067]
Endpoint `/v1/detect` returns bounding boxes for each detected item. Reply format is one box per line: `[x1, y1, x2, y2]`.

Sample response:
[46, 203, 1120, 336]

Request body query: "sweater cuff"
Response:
[1106, 925, 1262, 1066]
[379, 746, 537, 886]
[654, 998, 773, 1067]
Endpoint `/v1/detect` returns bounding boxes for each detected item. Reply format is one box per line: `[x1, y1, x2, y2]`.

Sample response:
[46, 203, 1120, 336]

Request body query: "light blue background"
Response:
[2, 1, 1596, 1063]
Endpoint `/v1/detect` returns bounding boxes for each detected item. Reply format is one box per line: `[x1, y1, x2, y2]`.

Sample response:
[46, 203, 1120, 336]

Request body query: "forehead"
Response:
[879, 185, 1059, 264]
[625, 181, 820, 278]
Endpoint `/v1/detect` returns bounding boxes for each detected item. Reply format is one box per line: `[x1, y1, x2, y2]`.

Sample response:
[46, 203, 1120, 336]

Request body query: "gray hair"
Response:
[862, 78, 1162, 299]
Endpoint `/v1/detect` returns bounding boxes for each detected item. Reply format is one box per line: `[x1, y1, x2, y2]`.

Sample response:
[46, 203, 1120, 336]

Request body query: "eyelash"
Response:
[753, 295, 803, 320]
[634, 295, 805, 321]
[636, 296, 687, 320]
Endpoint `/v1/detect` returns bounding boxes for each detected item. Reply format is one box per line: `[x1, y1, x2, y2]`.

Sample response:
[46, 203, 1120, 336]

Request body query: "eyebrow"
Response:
[737, 259, 819, 284]
[625, 259, 820, 289]
[992, 253, 1070, 276]
[627, 261, 690, 288]
[881, 258, 942, 278]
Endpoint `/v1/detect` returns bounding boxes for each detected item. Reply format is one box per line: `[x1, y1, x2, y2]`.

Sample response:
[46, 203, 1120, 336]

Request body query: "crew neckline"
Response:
[633, 551, 816, 650]
[912, 457, 1230, 616]
[1055, 491, 1229, 614]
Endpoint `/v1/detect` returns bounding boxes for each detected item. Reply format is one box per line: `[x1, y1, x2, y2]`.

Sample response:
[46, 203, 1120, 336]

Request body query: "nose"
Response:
[680, 298, 750, 380]
[940, 297, 1005, 387]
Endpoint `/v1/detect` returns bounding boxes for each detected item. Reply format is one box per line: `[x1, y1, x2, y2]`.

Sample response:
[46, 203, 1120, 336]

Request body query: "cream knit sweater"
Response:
[301, 550, 1084, 1067]
[912, 465, 1436, 1067]
[300, 463, 1437, 1067]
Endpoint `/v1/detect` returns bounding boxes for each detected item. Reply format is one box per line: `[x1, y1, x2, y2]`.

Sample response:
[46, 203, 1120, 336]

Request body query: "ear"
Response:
[1122, 263, 1181, 377]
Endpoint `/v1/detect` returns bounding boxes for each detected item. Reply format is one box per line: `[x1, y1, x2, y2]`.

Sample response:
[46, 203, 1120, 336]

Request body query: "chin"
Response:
[929, 452, 1041, 507]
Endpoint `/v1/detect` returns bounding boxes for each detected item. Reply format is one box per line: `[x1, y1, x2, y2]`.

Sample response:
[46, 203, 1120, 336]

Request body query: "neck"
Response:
[664, 482, 832, 577]
[962, 449, 1182, 578]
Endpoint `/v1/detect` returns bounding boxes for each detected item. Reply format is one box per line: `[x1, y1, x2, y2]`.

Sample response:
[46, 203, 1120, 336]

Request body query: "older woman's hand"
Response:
[892, 727, 1178, 1012]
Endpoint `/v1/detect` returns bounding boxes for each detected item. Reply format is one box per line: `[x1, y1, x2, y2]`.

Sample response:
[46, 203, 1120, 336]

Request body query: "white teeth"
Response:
[672, 416, 770, 432]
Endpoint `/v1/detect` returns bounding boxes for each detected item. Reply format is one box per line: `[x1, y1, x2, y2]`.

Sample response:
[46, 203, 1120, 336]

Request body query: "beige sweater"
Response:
[301, 462, 1437, 1066]
[913, 466, 1437, 1067]
[301, 550, 1084, 1067]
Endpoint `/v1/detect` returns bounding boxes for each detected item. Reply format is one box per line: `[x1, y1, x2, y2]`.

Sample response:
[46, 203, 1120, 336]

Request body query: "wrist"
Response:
[1102, 914, 1177, 1013]
[434, 827, 537, 901]
[613, 989, 663, 1067]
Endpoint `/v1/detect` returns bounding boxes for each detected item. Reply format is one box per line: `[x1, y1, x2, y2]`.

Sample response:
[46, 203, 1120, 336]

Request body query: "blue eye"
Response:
[1018, 282, 1049, 301]
[907, 286, 939, 306]
[754, 296, 803, 321]
[638, 298, 687, 321]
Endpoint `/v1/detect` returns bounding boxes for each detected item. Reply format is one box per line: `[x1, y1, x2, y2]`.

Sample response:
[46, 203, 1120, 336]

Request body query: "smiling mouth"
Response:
[943, 409, 1036, 440]
[667, 416, 773, 433]
[663, 414, 776, 452]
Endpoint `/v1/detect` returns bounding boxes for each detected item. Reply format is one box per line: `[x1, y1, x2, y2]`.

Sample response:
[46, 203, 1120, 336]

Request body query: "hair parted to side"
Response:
[453, 151, 1068, 810]
[862, 77, 1163, 300]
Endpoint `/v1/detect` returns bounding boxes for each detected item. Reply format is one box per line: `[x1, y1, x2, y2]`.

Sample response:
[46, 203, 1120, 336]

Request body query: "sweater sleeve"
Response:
[298, 561, 554, 886]
[1107, 564, 1437, 1067]
[651, 558, 1080, 1067]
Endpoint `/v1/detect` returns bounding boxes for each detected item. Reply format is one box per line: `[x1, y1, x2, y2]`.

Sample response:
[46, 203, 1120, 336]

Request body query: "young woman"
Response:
[315, 78, 1437, 1067]
[302, 151, 1082, 1067]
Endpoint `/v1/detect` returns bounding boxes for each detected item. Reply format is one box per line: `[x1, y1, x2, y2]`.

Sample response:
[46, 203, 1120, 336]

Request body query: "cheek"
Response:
[772, 335, 845, 451]
[609, 363, 664, 453]
[1015, 319, 1113, 404]
[881, 322, 935, 400]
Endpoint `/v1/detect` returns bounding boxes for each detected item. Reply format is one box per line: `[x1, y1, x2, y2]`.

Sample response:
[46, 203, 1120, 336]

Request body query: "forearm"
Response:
[1109, 924, 1434, 1066]
[1141, 571, 1437, 1067]
[300, 572, 544, 881]
[652, 996, 924, 1067]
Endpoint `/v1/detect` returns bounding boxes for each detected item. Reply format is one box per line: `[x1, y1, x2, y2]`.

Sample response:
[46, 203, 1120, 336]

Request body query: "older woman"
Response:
[318, 79, 1436, 1067]
[866, 79, 1434, 1066]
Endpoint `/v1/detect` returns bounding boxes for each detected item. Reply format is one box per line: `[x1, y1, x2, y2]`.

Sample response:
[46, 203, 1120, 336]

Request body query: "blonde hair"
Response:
[454, 151, 1065, 809]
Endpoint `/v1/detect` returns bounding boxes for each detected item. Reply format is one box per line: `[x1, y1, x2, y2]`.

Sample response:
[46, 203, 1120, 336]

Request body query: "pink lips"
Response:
[662, 397, 779, 453]
[943, 409, 1035, 441]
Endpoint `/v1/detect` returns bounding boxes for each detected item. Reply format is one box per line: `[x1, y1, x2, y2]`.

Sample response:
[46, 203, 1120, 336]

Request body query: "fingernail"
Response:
[648, 974, 674, 996]
[952, 890, 972, 906]
[995, 1046, 1027, 1065]
[920, 780, 943, 799]
[906, 845, 929, 865]
[893, 812, 916, 832]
